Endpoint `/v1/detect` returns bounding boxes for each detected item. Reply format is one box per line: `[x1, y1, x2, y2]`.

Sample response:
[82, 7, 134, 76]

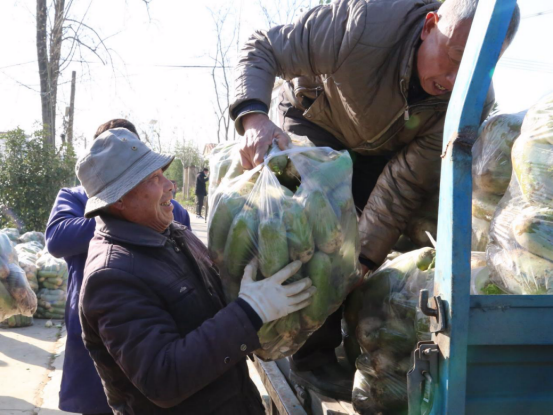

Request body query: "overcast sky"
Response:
[0, 0, 552, 157]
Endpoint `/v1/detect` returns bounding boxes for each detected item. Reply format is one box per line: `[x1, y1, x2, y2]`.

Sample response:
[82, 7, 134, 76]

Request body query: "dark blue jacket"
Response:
[46, 186, 190, 413]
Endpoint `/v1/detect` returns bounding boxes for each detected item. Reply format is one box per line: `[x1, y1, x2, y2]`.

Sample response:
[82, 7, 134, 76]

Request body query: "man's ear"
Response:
[110, 199, 125, 213]
[421, 12, 439, 41]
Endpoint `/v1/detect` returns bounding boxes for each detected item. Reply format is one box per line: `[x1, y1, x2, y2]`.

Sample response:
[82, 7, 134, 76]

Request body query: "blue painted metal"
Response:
[431, 0, 518, 414]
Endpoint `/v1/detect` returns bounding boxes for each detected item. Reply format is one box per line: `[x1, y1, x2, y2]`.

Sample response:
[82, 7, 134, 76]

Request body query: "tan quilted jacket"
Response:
[231, 0, 493, 264]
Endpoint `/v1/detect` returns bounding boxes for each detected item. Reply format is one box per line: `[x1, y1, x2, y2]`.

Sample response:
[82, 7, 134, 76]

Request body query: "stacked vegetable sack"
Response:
[471, 111, 526, 252]
[35, 251, 69, 319]
[487, 93, 553, 294]
[208, 135, 361, 361]
[0, 231, 38, 327]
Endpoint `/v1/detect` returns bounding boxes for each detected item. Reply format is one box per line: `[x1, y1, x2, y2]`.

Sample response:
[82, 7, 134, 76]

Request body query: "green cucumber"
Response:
[283, 199, 314, 263]
[258, 217, 289, 278]
[222, 206, 259, 301]
[301, 252, 332, 330]
[208, 192, 246, 265]
[310, 151, 352, 190]
[305, 191, 343, 254]
[275, 311, 301, 339]
[512, 207, 553, 261]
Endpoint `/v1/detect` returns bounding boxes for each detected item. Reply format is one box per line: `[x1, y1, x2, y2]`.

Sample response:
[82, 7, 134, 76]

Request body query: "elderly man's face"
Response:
[118, 168, 175, 232]
[417, 12, 472, 96]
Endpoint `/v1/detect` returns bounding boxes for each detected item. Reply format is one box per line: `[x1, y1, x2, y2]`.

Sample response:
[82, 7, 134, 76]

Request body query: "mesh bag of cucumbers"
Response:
[486, 93, 553, 295]
[208, 135, 361, 361]
[0, 233, 38, 321]
[34, 252, 68, 319]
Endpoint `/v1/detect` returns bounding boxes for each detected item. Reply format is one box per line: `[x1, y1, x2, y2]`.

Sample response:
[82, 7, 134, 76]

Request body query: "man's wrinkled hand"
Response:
[240, 113, 291, 169]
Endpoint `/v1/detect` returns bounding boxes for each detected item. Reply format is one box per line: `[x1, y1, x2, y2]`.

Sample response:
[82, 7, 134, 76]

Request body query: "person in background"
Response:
[195, 167, 209, 219]
[45, 119, 191, 415]
[76, 129, 316, 413]
[170, 180, 177, 199]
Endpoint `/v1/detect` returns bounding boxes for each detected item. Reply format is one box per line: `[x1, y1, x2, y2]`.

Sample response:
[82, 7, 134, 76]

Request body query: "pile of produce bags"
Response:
[0, 233, 37, 322]
[487, 94, 553, 294]
[208, 135, 361, 360]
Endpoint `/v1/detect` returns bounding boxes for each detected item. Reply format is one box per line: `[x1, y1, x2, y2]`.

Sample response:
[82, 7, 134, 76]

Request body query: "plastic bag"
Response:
[36, 252, 69, 290]
[471, 111, 525, 252]
[17, 231, 45, 247]
[208, 135, 361, 361]
[353, 248, 435, 414]
[487, 94, 553, 295]
[0, 314, 33, 328]
[33, 252, 68, 318]
[35, 288, 66, 319]
[352, 249, 491, 414]
[0, 228, 20, 243]
[0, 233, 38, 320]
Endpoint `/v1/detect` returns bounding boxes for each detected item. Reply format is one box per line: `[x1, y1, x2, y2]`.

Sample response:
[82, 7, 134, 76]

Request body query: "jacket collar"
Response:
[95, 214, 171, 247]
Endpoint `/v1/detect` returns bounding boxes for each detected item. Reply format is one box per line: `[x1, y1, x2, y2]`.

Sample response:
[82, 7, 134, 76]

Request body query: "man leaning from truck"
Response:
[230, 0, 520, 399]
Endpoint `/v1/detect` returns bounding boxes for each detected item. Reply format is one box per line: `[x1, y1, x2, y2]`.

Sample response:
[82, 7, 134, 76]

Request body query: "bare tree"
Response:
[35, 0, 150, 146]
[256, 0, 315, 27]
[208, 6, 238, 143]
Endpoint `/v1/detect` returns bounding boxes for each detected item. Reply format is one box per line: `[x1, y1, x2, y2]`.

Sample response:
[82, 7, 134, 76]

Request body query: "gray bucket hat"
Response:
[76, 128, 174, 218]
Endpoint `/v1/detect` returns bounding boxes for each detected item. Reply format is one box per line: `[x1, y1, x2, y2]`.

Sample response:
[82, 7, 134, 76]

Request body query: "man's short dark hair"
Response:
[94, 119, 140, 139]
[203, 168, 209, 172]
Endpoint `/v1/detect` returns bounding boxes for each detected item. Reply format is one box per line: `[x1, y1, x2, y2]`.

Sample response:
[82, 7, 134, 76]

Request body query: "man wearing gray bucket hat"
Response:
[75, 128, 316, 414]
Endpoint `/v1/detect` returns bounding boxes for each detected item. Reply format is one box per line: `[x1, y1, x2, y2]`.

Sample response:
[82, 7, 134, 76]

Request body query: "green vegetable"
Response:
[512, 119, 553, 204]
[275, 311, 301, 339]
[309, 151, 353, 190]
[278, 158, 301, 190]
[329, 184, 354, 220]
[0, 280, 16, 314]
[472, 112, 524, 195]
[222, 206, 259, 301]
[512, 207, 553, 261]
[489, 248, 553, 295]
[305, 190, 343, 254]
[208, 192, 246, 265]
[268, 155, 288, 175]
[301, 252, 332, 330]
[280, 185, 294, 197]
[472, 191, 502, 221]
[0, 257, 9, 280]
[258, 217, 289, 278]
[472, 216, 491, 252]
[343, 290, 364, 368]
[282, 199, 314, 263]
[257, 323, 279, 345]
[224, 157, 245, 181]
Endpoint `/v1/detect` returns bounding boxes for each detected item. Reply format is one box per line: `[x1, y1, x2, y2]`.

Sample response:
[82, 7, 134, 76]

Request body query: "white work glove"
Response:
[239, 259, 317, 324]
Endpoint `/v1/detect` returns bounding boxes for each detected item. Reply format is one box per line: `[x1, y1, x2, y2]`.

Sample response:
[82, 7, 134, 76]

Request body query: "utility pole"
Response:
[67, 71, 76, 144]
